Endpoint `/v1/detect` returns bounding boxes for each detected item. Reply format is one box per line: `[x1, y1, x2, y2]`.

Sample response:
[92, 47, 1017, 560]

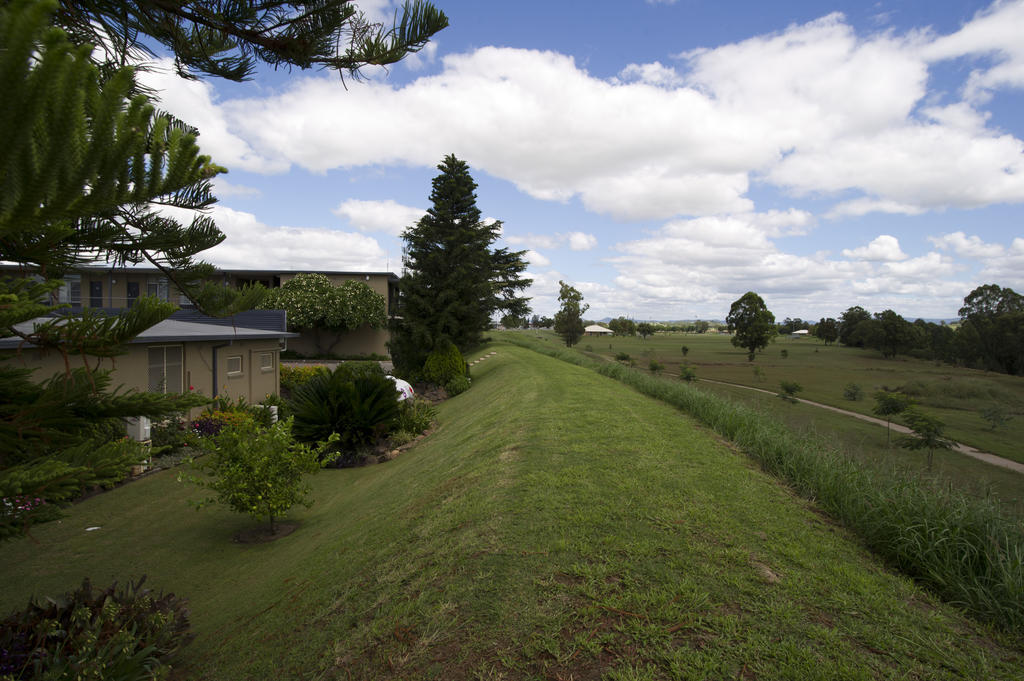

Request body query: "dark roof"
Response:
[0, 263, 399, 281]
[0, 314, 295, 350]
[169, 309, 287, 332]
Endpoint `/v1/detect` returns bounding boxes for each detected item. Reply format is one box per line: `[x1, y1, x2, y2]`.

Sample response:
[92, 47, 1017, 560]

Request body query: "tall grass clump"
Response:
[501, 333, 1024, 632]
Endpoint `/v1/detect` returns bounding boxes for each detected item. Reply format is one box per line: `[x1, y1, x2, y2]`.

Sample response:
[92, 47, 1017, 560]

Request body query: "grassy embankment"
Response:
[2, 343, 1022, 679]
[559, 329, 1024, 507]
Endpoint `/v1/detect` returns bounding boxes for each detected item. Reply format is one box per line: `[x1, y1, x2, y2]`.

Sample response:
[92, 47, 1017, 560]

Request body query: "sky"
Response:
[141, 0, 1024, 321]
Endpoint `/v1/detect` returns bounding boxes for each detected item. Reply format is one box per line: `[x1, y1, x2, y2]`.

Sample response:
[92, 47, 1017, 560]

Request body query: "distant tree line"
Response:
[804, 284, 1023, 375]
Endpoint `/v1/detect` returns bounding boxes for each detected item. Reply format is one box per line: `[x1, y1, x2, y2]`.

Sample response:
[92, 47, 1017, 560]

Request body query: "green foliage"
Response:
[981, 405, 1013, 431]
[839, 306, 871, 347]
[843, 382, 863, 401]
[554, 281, 587, 347]
[778, 380, 802, 403]
[648, 359, 664, 374]
[726, 292, 776, 361]
[608, 317, 636, 336]
[289, 368, 401, 463]
[752, 365, 766, 382]
[957, 284, 1024, 375]
[260, 274, 386, 332]
[445, 375, 471, 396]
[873, 391, 913, 446]
[780, 348, 789, 359]
[0, 576, 192, 679]
[614, 352, 631, 362]
[637, 322, 655, 339]
[50, 0, 448, 82]
[184, 419, 325, 530]
[396, 398, 437, 434]
[392, 154, 531, 372]
[815, 317, 839, 345]
[681, 345, 689, 356]
[422, 340, 467, 386]
[677, 366, 697, 382]
[280, 364, 330, 395]
[899, 408, 955, 472]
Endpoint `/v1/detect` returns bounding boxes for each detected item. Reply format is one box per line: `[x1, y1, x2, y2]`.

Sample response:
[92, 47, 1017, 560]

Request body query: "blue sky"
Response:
[144, 0, 1024, 321]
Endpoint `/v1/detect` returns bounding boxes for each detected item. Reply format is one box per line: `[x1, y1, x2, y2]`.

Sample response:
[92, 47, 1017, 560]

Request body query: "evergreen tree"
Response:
[392, 154, 531, 372]
[554, 281, 587, 348]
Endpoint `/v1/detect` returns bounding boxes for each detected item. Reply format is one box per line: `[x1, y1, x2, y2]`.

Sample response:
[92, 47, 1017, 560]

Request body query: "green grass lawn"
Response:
[2, 343, 1022, 679]
[564, 329, 1024, 463]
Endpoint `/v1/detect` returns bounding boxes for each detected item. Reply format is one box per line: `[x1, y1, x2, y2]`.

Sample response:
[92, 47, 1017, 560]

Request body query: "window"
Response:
[147, 276, 169, 301]
[226, 355, 243, 376]
[58, 275, 81, 306]
[259, 352, 274, 372]
[148, 346, 183, 393]
[89, 280, 103, 308]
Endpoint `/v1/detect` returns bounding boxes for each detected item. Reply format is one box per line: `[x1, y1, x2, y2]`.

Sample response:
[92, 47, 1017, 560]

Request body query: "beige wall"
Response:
[61, 271, 186, 309]
[286, 326, 389, 358]
[4, 338, 282, 411]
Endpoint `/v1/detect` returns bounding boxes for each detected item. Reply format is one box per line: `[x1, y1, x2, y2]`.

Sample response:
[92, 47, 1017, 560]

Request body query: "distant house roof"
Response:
[791, 329, 810, 336]
[584, 324, 613, 334]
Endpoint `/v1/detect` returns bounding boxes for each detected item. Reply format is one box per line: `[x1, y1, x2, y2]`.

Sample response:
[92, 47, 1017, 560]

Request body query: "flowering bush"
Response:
[190, 410, 255, 439]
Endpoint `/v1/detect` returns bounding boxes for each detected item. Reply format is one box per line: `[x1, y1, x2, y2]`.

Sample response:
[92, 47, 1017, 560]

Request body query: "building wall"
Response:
[286, 326, 389, 358]
[4, 339, 282, 414]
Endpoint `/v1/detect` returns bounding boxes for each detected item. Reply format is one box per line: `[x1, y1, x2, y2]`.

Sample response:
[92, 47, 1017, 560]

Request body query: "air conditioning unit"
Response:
[125, 416, 151, 442]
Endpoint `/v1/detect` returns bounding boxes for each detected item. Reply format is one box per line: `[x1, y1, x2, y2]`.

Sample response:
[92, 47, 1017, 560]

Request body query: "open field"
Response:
[558, 329, 1024, 464]
[2, 344, 1022, 679]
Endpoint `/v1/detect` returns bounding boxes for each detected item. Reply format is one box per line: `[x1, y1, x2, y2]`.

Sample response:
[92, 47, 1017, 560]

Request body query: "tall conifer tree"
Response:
[393, 154, 531, 372]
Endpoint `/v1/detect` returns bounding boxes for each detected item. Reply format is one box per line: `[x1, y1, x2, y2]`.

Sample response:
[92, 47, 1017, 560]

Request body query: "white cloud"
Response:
[929, 231, 1006, 258]
[332, 199, 424, 235]
[616, 61, 683, 87]
[144, 6, 1024, 222]
[138, 61, 287, 174]
[200, 206, 386, 270]
[842, 235, 908, 262]
[506, 231, 598, 251]
[525, 250, 550, 267]
[402, 41, 439, 71]
[212, 178, 261, 198]
[567, 232, 598, 251]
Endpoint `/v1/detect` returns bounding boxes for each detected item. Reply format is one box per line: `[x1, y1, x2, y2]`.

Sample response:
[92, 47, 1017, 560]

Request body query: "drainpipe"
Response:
[212, 341, 231, 397]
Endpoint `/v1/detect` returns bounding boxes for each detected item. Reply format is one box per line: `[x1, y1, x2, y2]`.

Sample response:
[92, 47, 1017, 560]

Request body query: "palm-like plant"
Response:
[289, 368, 400, 464]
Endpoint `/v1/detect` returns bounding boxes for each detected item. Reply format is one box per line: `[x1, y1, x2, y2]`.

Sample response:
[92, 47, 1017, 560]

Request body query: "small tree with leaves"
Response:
[554, 281, 588, 348]
[873, 391, 913, 446]
[637, 322, 655, 339]
[898, 409, 954, 472]
[183, 418, 333, 534]
[778, 381, 802, 403]
[726, 292, 776, 361]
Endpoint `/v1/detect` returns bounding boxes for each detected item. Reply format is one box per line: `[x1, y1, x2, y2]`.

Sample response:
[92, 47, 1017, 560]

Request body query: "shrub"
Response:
[678, 366, 697, 382]
[190, 409, 255, 439]
[649, 359, 664, 374]
[280, 364, 329, 395]
[981, 405, 1013, 431]
[0, 577, 192, 680]
[780, 349, 789, 359]
[615, 352, 631, 362]
[261, 392, 292, 422]
[422, 340, 467, 386]
[681, 346, 689, 356]
[843, 383, 863, 401]
[584, 344, 593, 352]
[445, 375, 471, 396]
[289, 368, 401, 462]
[152, 417, 190, 455]
[184, 418, 327, 530]
[397, 398, 437, 434]
[778, 381, 802, 403]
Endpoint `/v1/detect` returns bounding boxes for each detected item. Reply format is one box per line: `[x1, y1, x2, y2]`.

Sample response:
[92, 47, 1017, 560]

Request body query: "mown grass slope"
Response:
[572, 330, 1024, 464]
[1, 344, 1021, 679]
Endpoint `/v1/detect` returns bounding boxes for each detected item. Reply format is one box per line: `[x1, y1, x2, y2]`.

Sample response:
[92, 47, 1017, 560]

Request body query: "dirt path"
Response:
[694, 377, 1024, 475]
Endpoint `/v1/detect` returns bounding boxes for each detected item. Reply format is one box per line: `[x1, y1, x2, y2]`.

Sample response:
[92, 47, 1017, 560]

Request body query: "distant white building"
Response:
[584, 324, 613, 336]
[791, 329, 810, 338]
